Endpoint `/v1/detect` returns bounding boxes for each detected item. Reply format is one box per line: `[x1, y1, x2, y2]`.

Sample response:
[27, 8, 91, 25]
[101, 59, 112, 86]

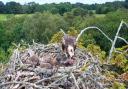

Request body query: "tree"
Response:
[5, 1, 22, 14]
[50, 7, 59, 14]
[25, 2, 39, 13]
[124, 0, 128, 8]
[72, 8, 88, 17]
[0, 1, 5, 13]
[57, 2, 72, 15]
[64, 12, 74, 26]
[23, 12, 68, 44]
[96, 6, 111, 14]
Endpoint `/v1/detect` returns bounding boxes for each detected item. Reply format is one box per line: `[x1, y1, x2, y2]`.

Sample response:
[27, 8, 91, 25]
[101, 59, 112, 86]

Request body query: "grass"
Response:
[0, 14, 8, 21]
[0, 14, 32, 21]
[0, 14, 25, 21]
[95, 14, 106, 18]
[0, 13, 105, 22]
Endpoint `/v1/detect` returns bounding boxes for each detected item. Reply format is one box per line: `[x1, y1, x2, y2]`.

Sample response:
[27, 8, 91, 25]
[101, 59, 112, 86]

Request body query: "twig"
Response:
[45, 74, 68, 89]
[70, 72, 80, 89]
[0, 81, 43, 89]
[35, 75, 63, 84]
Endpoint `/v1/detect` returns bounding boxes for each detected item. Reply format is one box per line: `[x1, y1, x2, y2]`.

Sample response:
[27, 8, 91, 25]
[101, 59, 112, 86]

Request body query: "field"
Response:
[94, 14, 106, 18]
[0, 14, 8, 21]
[0, 14, 32, 21]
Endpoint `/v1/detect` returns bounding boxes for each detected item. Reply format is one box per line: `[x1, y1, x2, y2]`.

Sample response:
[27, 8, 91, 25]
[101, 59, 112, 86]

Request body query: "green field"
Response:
[0, 14, 105, 22]
[0, 14, 34, 22]
[0, 14, 8, 21]
[0, 14, 32, 21]
[0, 14, 21, 21]
[94, 14, 105, 18]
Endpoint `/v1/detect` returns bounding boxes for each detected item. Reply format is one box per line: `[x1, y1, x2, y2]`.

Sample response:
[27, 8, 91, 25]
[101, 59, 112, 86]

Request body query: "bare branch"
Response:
[60, 28, 66, 35]
[76, 26, 113, 43]
[117, 36, 128, 44]
[108, 20, 128, 61]
[122, 20, 128, 28]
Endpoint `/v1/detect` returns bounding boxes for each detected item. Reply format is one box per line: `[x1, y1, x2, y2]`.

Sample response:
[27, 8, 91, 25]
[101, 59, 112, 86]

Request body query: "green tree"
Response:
[57, 2, 72, 15]
[2, 15, 27, 51]
[23, 12, 68, 44]
[24, 2, 39, 13]
[5, 1, 22, 14]
[0, 1, 5, 13]
[124, 0, 128, 8]
[64, 12, 74, 26]
[72, 8, 88, 17]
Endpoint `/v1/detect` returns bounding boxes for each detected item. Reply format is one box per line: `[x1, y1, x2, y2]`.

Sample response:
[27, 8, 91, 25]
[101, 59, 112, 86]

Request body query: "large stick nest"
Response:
[0, 43, 113, 89]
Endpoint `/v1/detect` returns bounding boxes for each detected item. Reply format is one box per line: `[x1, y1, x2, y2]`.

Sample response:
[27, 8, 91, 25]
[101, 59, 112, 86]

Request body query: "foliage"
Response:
[87, 44, 106, 63]
[23, 12, 67, 44]
[76, 9, 128, 52]
[50, 31, 64, 43]
[0, 1, 126, 14]
[124, 0, 128, 9]
[5, 1, 22, 14]
[110, 45, 128, 72]
[111, 54, 127, 67]
[110, 82, 126, 89]
[0, 48, 7, 63]
[72, 8, 88, 17]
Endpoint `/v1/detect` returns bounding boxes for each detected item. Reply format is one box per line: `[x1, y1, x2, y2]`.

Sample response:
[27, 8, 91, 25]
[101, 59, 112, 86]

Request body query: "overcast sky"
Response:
[2, 0, 124, 4]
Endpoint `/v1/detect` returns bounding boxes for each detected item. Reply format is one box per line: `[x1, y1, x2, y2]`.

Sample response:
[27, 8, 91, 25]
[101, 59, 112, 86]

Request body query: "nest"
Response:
[0, 43, 111, 89]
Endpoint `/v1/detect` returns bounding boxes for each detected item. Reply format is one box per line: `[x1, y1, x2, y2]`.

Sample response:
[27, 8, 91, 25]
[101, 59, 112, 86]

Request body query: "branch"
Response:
[76, 26, 113, 43]
[60, 29, 66, 35]
[45, 74, 68, 89]
[35, 75, 63, 84]
[108, 20, 128, 61]
[0, 81, 42, 89]
[117, 36, 128, 44]
[71, 72, 80, 89]
[122, 20, 128, 28]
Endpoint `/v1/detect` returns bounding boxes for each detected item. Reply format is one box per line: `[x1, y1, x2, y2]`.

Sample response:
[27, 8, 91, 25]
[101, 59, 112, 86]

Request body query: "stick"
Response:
[70, 72, 80, 89]
[45, 74, 68, 89]
[0, 81, 42, 89]
[35, 75, 63, 84]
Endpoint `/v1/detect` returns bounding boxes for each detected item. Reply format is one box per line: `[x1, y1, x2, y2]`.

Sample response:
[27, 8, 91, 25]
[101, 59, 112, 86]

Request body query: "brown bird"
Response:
[61, 35, 76, 66]
[39, 34, 77, 69]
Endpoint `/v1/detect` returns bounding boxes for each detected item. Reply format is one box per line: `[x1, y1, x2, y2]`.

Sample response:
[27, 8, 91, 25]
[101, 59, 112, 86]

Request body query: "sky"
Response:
[2, 0, 124, 4]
